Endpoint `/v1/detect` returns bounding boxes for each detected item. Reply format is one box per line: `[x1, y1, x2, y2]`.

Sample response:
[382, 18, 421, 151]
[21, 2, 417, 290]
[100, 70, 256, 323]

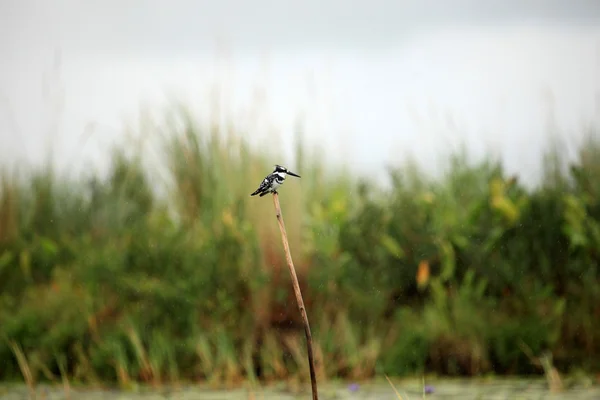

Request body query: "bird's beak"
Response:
[287, 171, 301, 178]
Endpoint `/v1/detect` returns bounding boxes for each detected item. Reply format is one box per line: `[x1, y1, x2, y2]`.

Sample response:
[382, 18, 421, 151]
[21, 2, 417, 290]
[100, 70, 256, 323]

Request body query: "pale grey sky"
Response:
[3, 0, 599, 55]
[1, 0, 600, 185]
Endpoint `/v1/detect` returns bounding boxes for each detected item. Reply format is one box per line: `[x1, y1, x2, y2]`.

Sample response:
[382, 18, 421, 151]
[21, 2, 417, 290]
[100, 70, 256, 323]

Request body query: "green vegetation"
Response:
[0, 107, 599, 388]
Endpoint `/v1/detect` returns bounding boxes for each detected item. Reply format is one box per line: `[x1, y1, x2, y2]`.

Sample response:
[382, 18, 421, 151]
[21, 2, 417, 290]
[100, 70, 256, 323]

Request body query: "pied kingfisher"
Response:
[250, 165, 301, 197]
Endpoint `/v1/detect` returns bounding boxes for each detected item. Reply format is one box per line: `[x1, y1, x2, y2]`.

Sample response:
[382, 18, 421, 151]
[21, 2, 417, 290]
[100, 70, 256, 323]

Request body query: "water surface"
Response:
[1, 378, 599, 399]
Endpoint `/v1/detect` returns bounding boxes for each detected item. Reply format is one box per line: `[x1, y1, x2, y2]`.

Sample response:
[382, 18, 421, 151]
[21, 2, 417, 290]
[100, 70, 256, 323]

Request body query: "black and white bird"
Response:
[250, 165, 301, 197]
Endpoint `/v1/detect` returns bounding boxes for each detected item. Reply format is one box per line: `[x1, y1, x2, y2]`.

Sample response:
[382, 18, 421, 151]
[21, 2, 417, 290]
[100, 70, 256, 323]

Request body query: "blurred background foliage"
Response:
[0, 108, 599, 387]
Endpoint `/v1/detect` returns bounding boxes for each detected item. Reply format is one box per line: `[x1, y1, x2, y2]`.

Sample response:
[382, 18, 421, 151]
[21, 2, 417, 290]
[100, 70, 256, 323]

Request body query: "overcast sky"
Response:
[1, 0, 600, 185]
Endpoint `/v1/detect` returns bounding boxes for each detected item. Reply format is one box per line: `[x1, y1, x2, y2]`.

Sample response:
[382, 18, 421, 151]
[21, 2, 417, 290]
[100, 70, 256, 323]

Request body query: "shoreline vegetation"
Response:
[0, 107, 599, 389]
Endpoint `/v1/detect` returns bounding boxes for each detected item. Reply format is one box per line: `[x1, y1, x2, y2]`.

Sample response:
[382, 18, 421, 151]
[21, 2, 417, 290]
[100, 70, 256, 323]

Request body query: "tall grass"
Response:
[0, 107, 599, 387]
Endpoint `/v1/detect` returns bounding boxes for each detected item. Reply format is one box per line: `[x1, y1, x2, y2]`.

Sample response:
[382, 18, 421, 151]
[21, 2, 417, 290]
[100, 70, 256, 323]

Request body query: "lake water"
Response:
[1, 378, 599, 399]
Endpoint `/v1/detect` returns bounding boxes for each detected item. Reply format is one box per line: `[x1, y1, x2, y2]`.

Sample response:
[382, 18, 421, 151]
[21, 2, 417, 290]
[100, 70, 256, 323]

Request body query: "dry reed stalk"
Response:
[272, 192, 318, 400]
[8, 340, 35, 399]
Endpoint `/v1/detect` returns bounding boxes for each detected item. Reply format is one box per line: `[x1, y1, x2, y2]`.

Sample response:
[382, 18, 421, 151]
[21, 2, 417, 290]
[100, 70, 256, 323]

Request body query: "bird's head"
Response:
[274, 164, 301, 178]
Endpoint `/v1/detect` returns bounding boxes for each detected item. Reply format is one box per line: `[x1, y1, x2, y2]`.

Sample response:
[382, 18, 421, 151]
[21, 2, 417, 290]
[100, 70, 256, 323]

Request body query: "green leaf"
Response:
[0, 251, 13, 271]
[438, 240, 456, 282]
[380, 234, 404, 259]
[40, 237, 59, 256]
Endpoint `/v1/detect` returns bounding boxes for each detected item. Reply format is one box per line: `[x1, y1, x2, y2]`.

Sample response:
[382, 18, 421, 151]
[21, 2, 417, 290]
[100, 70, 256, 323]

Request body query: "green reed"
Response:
[0, 108, 599, 387]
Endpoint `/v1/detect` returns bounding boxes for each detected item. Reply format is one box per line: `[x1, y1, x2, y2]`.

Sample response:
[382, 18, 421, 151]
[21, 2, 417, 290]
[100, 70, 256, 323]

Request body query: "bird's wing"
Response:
[251, 176, 273, 195]
[259, 176, 273, 190]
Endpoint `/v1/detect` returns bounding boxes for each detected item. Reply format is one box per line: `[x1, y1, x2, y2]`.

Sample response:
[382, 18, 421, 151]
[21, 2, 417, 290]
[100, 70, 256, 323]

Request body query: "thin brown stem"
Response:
[272, 192, 319, 400]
